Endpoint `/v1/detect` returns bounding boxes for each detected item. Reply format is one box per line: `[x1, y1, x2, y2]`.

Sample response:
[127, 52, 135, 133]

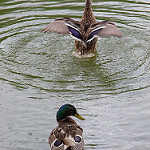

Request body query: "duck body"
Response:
[74, 0, 98, 57]
[43, 0, 122, 58]
[49, 104, 85, 150]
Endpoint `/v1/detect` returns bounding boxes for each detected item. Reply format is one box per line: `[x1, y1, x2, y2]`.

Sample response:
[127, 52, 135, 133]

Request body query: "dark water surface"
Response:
[0, 0, 150, 149]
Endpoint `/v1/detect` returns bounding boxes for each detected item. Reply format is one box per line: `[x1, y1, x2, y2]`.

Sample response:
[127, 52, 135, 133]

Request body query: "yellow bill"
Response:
[74, 113, 85, 120]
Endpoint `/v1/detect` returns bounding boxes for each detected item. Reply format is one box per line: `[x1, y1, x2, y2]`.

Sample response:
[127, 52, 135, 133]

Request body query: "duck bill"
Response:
[74, 113, 85, 120]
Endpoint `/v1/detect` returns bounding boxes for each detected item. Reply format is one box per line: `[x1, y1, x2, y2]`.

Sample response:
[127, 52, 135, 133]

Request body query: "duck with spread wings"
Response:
[43, 0, 122, 58]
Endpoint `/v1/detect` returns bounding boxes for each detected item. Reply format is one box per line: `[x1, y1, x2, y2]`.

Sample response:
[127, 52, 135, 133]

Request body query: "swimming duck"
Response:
[43, 0, 122, 58]
[49, 104, 85, 150]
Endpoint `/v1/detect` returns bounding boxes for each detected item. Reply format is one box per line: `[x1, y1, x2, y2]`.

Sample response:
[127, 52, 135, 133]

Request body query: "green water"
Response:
[0, 0, 150, 150]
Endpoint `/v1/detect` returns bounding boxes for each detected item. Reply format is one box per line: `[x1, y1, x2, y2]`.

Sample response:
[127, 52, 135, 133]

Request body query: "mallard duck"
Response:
[43, 0, 122, 58]
[49, 104, 85, 150]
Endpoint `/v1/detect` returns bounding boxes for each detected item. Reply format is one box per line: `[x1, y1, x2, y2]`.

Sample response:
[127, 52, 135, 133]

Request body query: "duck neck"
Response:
[82, 0, 96, 25]
[58, 117, 77, 126]
[84, 0, 92, 15]
[85, 0, 92, 8]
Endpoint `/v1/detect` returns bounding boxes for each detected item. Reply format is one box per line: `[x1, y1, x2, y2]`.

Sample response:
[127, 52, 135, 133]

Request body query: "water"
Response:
[0, 0, 150, 149]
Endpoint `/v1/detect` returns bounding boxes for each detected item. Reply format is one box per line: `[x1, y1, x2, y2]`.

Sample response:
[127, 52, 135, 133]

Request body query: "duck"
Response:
[43, 0, 122, 58]
[49, 104, 85, 150]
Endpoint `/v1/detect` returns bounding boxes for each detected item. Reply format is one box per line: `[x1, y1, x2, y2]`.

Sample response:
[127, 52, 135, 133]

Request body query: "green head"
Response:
[56, 104, 85, 122]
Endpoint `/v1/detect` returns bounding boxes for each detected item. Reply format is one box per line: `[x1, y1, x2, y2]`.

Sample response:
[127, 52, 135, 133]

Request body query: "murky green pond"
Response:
[0, 0, 150, 149]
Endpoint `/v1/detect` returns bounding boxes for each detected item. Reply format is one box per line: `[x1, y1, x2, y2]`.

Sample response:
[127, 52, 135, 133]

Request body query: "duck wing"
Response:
[42, 18, 70, 34]
[43, 17, 82, 42]
[49, 124, 84, 150]
[71, 127, 84, 150]
[87, 21, 122, 42]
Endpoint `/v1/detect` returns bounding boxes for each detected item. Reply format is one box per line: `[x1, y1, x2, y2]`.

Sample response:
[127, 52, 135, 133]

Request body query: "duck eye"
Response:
[75, 135, 82, 143]
[54, 140, 62, 147]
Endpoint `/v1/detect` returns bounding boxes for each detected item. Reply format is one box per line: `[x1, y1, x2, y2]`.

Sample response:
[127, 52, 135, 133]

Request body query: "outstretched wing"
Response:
[87, 21, 122, 42]
[43, 17, 82, 41]
[42, 18, 70, 34]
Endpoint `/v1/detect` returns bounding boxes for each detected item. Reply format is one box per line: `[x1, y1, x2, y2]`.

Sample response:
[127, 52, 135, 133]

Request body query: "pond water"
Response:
[0, 0, 150, 150]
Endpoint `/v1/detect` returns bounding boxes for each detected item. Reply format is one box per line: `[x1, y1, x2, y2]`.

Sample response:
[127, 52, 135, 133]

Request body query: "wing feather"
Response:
[97, 22, 122, 37]
[49, 124, 84, 150]
[87, 21, 122, 42]
[42, 18, 70, 34]
[43, 17, 83, 42]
